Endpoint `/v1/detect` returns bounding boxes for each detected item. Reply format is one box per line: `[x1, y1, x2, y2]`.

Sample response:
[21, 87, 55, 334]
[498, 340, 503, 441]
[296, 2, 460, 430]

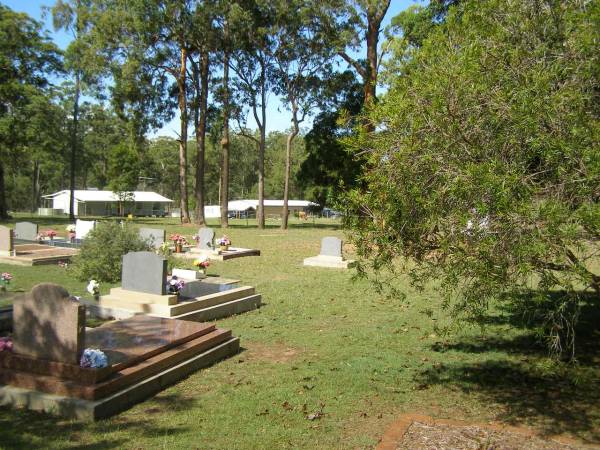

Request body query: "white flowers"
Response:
[87, 279, 100, 296]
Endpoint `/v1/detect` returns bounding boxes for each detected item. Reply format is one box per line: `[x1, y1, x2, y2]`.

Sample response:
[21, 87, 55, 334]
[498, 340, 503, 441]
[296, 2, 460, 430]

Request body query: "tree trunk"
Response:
[220, 34, 230, 228]
[178, 46, 191, 223]
[0, 162, 8, 219]
[281, 115, 299, 230]
[32, 160, 40, 213]
[257, 63, 267, 229]
[194, 49, 209, 225]
[364, 12, 379, 107]
[69, 69, 80, 220]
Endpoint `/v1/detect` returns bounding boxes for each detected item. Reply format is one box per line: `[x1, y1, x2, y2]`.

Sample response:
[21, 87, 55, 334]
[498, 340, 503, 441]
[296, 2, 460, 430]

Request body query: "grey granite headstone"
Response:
[13, 283, 85, 365]
[197, 227, 215, 250]
[139, 227, 166, 249]
[178, 281, 233, 300]
[0, 226, 13, 256]
[122, 251, 167, 295]
[320, 236, 343, 258]
[14, 221, 38, 241]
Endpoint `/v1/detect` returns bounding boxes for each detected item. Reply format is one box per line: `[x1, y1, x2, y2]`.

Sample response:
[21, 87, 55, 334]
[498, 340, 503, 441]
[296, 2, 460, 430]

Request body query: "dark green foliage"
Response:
[71, 221, 151, 282]
[344, 0, 600, 358]
[299, 71, 364, 207]
[0, 5, 62, 218]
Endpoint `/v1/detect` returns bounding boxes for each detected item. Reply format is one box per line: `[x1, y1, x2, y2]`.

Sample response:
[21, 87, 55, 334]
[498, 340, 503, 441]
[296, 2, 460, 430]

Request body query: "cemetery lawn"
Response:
[1, 216, 599, 449]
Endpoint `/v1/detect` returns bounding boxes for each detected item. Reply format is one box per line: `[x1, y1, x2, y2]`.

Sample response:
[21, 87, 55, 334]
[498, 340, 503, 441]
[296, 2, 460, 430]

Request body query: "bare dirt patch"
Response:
[244, 341, 300, 364]
[378, 414, 595, 450]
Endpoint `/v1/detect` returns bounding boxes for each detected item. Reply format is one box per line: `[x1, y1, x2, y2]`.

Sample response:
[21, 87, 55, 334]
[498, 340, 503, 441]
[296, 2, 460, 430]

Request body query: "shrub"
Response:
[71, 221, 152, 283]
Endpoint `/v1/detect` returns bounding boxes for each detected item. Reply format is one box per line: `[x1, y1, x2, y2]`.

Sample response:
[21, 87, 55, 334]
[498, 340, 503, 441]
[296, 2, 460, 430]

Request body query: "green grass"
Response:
[0, 215, 599, 449]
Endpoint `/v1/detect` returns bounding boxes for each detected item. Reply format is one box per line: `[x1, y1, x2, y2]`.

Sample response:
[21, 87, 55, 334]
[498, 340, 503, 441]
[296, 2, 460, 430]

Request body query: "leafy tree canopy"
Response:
[344, 0, 600, 358]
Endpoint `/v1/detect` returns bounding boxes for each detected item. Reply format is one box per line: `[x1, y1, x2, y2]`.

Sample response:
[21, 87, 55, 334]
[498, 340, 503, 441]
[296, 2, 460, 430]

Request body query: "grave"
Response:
[139, 227, 166, 249]
[0, 283, 240, 420]
[178, 227, 261, 261]
[197, 227, 215, 250]
[14, 222, 38, 241]
[0, 226, 14, 257]
[75, 219, 96, 240]
[99, 251, 261, 321]
[0, 225, 78, 266]
[303, 236, 355, 269]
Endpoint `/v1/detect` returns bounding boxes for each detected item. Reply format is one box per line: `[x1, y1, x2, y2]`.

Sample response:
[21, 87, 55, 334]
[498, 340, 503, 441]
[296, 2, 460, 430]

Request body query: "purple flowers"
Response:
[0, 337, 13, 352]
[167, 275, 185, 294]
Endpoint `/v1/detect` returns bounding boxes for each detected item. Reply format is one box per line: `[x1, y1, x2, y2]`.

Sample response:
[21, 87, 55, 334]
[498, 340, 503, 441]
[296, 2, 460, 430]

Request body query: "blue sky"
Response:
[2, 0, 420, 137]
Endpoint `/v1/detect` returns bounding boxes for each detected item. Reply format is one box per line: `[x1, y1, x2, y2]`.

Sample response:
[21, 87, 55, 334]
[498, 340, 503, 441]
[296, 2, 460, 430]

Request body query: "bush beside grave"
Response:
[71, 221, 152, 283]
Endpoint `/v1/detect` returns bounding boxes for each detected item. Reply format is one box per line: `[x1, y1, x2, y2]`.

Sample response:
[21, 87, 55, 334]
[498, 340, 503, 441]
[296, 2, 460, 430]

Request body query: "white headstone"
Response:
[75, 219, 96, 240]
[197, 228, 215, 250]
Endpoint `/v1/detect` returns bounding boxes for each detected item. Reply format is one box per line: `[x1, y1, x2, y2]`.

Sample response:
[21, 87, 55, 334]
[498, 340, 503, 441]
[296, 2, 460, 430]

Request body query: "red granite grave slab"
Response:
[1, 316, 216, 384]
[0, 328, 232, 400]
[85, 315, 216, 371]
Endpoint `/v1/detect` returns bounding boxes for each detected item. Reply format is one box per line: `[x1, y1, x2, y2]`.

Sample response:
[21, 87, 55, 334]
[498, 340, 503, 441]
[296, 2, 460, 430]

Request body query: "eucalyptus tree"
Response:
[0, 5, 61, 218]
[271, 0, 335, 229]
[187, 1, 217, 225]
[50, 0, 101, 220]
[91, 0, 194, 222]
[229, 0, 276, 229]
[317, 0, 390, 107]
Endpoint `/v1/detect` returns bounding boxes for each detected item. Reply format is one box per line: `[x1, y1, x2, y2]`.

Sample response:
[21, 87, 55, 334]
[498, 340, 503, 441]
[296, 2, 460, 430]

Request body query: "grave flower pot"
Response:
[68, 232, 76, 242]
[219, 245, 229, 251]
[175, 243, 183, 253]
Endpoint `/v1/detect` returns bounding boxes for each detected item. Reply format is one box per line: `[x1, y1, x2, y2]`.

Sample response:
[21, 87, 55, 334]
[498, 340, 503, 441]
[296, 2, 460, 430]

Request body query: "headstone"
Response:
[197, 227, 215, 250]
[139, 227, 166, 249]
[0, 226, 13, 256]
[122, 251, 167, 295]
[14, 222, 39, 241]
[75, 219, 96, 240]
[12, 283, 85, 365]
[320, 236, 343, 259]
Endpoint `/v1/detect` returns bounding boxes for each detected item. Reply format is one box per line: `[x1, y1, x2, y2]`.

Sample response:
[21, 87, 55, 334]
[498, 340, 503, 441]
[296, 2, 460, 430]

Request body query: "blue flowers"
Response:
[80, 348, 108, 369]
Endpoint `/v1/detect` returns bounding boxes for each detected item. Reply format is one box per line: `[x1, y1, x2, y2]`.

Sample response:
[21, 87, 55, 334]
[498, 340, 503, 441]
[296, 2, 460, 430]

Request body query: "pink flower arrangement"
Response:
[1, 272, 12, 282]
[169, 234, 188, 245]
[216, 235, 231, 246]
[45, 229, 57, 239]
[0, 337, 13, 352]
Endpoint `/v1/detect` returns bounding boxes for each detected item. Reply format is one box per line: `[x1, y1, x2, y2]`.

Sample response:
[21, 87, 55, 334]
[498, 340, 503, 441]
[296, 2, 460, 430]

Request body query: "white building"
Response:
[204, 199, 318, 219]
[42, 190, 173, 217]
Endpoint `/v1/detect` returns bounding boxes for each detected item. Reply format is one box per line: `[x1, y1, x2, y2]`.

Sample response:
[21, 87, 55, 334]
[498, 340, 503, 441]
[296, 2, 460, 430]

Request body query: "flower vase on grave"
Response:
[175, 242, 183, 253]
[68, 232, 76, 242]
[219, 245, 229, 252]
[198, 268, 206, 275]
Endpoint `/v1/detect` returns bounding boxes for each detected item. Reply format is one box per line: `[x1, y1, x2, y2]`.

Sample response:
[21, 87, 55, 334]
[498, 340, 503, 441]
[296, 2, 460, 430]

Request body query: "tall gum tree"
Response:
[51, 0, 98, 221]
[271, 1, 334, 229]
[0, 5, 61, 218]
[230, 0, 275, 229]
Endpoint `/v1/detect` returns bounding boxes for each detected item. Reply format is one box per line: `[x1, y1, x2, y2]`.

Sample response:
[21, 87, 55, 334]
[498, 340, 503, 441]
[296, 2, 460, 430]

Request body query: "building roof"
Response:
[43, 190, 173, 203]
[227, 199, 317, 211]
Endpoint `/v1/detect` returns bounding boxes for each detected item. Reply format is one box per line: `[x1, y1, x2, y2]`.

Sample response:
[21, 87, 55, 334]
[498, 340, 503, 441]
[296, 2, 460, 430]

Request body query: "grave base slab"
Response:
[0, 337, 239, 420]
[303, 255, 355, 269]
[170, 294, 262, 321]
[175, 247, 261, 261]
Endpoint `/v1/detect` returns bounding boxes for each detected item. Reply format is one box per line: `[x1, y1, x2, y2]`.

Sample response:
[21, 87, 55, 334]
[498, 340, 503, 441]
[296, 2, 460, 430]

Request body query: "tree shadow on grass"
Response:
[0, 390, 194, 449]
[420, 298, 600, 443]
